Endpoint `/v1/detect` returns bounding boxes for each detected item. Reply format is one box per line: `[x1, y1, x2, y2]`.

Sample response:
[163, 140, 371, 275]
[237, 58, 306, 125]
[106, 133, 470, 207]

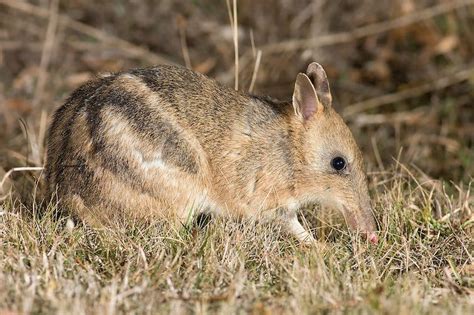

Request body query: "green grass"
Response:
[0, 165, 472, 314]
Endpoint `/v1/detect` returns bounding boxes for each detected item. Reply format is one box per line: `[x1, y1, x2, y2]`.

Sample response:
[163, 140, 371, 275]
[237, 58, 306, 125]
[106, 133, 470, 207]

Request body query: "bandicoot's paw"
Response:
[298, 236, 316, 246]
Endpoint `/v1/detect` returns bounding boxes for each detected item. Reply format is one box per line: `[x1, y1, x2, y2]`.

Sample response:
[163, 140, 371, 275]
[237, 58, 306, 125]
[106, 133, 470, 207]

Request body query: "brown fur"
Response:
[45, 63, 377, 242]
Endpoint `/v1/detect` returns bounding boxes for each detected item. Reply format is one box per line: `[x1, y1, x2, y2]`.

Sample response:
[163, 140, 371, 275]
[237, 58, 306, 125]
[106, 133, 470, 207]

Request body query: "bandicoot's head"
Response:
[292, 62, 377, 243]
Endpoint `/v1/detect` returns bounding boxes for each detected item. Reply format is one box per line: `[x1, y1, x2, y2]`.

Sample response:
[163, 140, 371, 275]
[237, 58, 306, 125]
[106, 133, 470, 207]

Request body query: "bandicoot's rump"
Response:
[45, 62, 378, 244]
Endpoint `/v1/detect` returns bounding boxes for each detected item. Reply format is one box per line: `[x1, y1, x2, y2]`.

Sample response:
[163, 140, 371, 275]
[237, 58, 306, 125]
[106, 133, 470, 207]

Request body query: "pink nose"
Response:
[368, 232, 378, 244]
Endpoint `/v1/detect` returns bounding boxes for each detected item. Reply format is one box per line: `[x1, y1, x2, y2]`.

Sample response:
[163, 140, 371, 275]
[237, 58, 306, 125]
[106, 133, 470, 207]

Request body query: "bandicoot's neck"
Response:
[284, 112, 307, 199]
[247, 101, 306, 206]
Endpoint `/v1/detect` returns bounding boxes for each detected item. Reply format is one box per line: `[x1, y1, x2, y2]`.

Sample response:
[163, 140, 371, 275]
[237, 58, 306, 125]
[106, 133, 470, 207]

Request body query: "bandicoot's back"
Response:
[46, 63, 378, 243]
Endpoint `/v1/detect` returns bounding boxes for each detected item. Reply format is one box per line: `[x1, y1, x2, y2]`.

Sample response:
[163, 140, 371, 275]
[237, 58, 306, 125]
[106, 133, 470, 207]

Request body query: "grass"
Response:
[0, 164, 472, 314]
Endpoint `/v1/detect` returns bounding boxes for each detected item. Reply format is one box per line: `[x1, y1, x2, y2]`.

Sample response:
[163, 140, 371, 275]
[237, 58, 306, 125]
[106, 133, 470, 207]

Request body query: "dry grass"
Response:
[0, 0, 473, 314]
[0, 166, 472, 314]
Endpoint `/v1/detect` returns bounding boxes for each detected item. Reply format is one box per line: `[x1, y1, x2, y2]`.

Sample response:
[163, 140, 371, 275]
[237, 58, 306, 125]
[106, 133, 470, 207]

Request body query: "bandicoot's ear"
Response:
[292, 73, 323, 120]
[306, 62, 332, 108]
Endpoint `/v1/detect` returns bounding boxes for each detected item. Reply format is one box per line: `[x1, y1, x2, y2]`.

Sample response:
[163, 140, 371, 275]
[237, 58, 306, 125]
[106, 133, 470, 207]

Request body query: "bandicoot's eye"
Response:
[331, 156, 346, 171]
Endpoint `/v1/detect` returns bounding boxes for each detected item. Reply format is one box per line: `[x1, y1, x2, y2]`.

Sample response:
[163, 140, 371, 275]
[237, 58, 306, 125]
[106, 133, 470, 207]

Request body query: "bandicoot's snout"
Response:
[359, 210, 378, 244]
[342, 204, 378, 244]
[368, 232, 378, 244]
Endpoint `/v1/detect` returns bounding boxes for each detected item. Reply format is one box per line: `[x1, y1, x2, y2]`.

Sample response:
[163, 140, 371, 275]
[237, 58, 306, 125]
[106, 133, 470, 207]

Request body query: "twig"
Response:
[0, 40, 43, 50]
[0, 0, 176, 66]
[226, 0, 239, 90]
[233, 0, 239, 91]
[248, 50, 262, 93]
[32, 0, 59, 108]
[38, 110, 48, 164]
[352, 108, 428, 126]
[178, 18, 192, 70]
[249, 29, 256, 57]
[343, 66, 474, 117]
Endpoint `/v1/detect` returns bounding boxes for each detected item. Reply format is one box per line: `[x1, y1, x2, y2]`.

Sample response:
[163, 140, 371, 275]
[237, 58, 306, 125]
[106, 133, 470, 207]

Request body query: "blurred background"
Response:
[0, 0, 473, 189]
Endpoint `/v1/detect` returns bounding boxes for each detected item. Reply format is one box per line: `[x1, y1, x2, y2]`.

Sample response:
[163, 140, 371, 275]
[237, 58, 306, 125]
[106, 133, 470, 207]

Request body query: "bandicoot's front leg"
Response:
[287, 214, 315, 244]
